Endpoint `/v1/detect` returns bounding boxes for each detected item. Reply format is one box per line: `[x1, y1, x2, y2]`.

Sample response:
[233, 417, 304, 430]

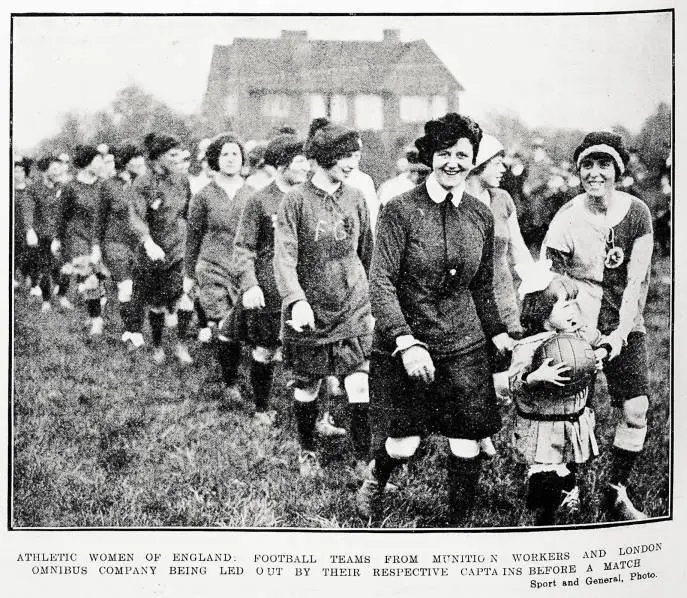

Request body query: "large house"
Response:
[202, 29, 464, 180]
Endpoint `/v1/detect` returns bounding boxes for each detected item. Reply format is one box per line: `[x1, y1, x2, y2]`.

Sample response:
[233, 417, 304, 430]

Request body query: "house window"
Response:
[309, 94, 327, 120]
[263, 94, 291, 119]
[400, 96, 430, 122]
[224, 93, 238, 116]
[330, 95, 349, 123]
[354, 95, 384, 130]
[431, 95, 447, 118]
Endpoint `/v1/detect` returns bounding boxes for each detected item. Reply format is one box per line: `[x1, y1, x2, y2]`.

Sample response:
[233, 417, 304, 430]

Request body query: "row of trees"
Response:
[32, 84, 671, 178]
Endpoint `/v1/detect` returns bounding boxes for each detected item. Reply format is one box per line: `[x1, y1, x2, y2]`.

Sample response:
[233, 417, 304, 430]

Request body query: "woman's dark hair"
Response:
[36, 155, 60, 172]
[14, 156, 33, 177]
[114, 143, 144, 172]
[520, 275, 579, 335]
[414, 113, 483, 167]
[470, 150, 506, 178]
[205, 134, 245, 172]
[72, 145, 100, 170]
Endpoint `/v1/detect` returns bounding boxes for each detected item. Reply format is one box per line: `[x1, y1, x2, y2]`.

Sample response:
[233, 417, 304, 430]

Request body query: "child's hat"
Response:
[515, 259, 555, 300]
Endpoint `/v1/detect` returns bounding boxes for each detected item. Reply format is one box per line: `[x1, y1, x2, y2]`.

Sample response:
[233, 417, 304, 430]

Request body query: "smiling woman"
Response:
[542, 131, 654, 521]
[359, 113, 512, 526]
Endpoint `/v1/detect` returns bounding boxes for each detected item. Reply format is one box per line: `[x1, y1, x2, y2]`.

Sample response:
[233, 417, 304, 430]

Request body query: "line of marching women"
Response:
[13, 116, 657, 527]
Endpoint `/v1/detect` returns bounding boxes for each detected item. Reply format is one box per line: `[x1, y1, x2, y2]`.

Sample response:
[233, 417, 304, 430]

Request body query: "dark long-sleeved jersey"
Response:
[22, 180, 63, 241]
[93, 175, 139, 250]
[130, 170, 191, 266]
[233, 181, 286, 313]
[274, 179, 373, 345]
[185, 180, 253, 282]
[370, 184, 506, 357]
[56, 179, 102, 258]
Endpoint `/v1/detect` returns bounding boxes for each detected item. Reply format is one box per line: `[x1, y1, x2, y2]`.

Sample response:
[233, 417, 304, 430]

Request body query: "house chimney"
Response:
[383, 29, 400, 43]
[281, 30, 308, 41]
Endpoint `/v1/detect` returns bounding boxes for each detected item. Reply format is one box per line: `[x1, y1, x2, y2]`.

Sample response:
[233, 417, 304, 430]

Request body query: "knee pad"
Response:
[60, 263, 74, 276]
[294, 381, 321, 403]
[252, 346, 275, 364]
[385, 436, 421, 459]
[117, 279, 133, 303]
[177, 293, 194, 311]
[164, 310, 178, 328]
[150, 306, 165, 315]
[82, 273, 100, 291]
[614, 395, 649, 452]
[448, 438, 480, 458]
[344, 371, 369, 404]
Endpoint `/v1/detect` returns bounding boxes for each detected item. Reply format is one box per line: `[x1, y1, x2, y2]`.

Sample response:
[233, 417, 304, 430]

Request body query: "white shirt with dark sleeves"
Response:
[370, 173, 506, 357]
[273, 178, 374, 346]
[542, 191, 653, 336]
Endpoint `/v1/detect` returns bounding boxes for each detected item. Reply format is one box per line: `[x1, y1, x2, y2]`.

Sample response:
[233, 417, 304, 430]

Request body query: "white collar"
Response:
[425, 172, 464, 206]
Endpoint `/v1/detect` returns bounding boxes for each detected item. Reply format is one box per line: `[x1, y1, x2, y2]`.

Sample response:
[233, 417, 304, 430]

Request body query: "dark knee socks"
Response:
[250, 359, 274, 413]
[217, 339, 242, 387]
[447, 455, 481, 526]
[149, 310, 165, 347]
[293, 400, 318, 451]
[177, 309, 192, 339]
[609, 448, 639, 487]
[349, 403, 371, 462]
[86, 298, 101, 318]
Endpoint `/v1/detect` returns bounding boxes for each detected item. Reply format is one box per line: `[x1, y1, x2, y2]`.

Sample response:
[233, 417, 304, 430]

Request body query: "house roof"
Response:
[206, 33, 463, 96]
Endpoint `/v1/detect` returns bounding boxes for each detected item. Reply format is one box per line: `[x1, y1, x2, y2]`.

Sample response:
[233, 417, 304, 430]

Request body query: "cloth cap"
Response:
[263, 134, 306, 168]
[114, 143, 144, 171]
[474, 134, 505, 168]
[305, 124, 360, 166]
[144, 133, 181, 161]
[515, 259, 556, 300]
[73, 145, 100, 169]
[573, 131, 628, 175]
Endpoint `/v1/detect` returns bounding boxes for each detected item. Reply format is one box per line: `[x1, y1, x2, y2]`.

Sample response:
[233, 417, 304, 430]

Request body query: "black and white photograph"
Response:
[9, 9, 673, 536]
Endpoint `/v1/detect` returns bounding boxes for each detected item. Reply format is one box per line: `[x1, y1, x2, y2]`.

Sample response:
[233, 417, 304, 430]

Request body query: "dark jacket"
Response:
[22, 180, 63, 241]
[370, 183, 506, 357]
[93, 175, 139, 250]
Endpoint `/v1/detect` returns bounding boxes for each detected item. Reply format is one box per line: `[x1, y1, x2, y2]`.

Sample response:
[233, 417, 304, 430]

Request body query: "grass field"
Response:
[11, 256, 671, 529]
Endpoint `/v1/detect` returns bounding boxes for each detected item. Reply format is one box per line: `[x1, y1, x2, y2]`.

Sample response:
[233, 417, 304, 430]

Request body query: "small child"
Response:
[509, 261, 608, 526]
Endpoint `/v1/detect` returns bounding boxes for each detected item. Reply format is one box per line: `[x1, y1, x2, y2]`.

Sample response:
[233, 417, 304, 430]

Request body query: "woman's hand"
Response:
[144, 236, 165, 262]
[182, 276, 195, 294]
[26, 228, 38, 247]
[287, 300, 315, 332]
[401, 345, 436, 384]
[243, 285, 265, 309]
[593, 347, 608, 371]
[600, 331, 624, 360]
[90, 244, 102, 265]
[492, 332, 515, 353]
[527, 358, 570, 387]
[50, 238, 61, 256]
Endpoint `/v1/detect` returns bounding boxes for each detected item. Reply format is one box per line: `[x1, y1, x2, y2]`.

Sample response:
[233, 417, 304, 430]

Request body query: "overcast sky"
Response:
[12, 13, 672, 151]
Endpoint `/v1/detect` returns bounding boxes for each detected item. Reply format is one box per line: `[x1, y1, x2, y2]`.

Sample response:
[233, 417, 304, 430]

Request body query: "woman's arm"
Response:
[273, 191, 307, 307]
[369, 200, 413, 344]
[356, 191, 374, 275]
[613, 233, 653, 343]
[232, 194, 261, 292]
[184, 191, 208, 280]
[507, 211, 534, 268]
[469, 214, 507, 342]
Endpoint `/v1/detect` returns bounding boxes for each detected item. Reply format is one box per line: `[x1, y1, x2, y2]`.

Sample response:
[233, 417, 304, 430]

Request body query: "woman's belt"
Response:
[515, 405, 587, 422]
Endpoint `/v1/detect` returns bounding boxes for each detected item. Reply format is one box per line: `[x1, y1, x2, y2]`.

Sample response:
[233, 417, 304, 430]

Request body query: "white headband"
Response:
[576, 144, 624, 172]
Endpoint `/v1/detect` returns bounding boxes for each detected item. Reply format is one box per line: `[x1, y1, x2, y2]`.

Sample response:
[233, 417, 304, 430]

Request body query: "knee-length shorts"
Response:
[103, 241, 136, 282]
[603, 331, 649, 406]
[370, 344, 501, 440]
[284, 334, 371, 389]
